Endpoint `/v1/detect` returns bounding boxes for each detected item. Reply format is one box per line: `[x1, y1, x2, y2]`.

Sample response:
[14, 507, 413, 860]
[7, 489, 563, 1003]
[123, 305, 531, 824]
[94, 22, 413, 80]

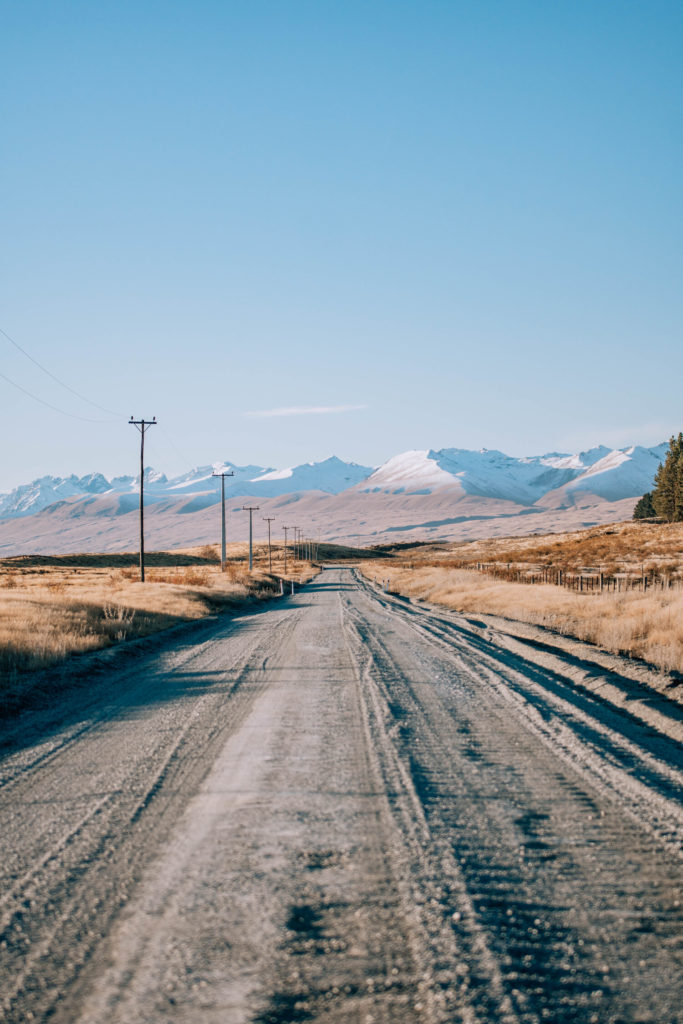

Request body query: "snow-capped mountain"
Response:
[246, 457, 372, 498]
[0, 457, 374, 518]
[359, 444, 667, 505]
[166, 463, 268, 495]
[0, 472, 112, 518]
[0, 442, 671, 554]
[536, 444, 669, 506]
[0, 443, 667, 523]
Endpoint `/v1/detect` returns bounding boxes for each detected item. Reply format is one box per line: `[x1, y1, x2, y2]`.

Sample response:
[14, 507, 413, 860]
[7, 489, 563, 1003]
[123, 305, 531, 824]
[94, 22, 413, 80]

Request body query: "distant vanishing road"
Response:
[1, 568, 682, 1023]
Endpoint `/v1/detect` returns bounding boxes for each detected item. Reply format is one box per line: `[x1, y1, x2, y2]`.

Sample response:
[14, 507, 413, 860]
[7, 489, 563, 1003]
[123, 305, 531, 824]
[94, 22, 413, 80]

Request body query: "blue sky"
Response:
[1, 0, 681, 490]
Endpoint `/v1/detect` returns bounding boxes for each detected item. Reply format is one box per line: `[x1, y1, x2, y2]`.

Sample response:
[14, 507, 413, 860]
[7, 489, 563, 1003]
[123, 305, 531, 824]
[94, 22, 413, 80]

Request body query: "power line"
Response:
[0, 368, 116, 423]
[0, 325, 122, 417]
[156, 423, 197, 476]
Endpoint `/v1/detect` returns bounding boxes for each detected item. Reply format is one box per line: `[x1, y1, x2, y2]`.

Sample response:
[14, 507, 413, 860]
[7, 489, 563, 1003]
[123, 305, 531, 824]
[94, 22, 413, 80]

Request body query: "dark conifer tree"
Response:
[675, 436, 683, 522]
[633, 492, 656, 519]
[651, 433, 683, 522]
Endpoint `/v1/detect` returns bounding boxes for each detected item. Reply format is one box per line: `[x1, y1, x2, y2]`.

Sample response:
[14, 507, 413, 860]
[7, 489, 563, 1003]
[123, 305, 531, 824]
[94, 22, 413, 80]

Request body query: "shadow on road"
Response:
[0, 587, 314, 763]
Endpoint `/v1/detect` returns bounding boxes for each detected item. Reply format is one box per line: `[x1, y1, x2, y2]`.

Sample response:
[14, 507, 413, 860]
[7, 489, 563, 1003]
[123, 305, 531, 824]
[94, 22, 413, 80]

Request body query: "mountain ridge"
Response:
[0, 444, 666, 521]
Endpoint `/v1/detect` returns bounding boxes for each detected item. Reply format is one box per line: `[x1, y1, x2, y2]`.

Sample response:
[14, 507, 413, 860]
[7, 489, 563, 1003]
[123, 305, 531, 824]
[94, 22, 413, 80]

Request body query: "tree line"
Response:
[634, 433, 683, 521]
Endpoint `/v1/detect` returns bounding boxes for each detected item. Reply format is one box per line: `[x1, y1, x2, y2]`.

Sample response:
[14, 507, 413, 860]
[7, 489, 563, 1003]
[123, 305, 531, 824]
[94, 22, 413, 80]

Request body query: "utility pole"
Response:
[293, 526, 301, 561]
[129, 416, 156, 582]
[242, 506, 260, 571]
[282, 525, 291, 574]
[212, 469, 235, 572]
[263, 517, 275, 572]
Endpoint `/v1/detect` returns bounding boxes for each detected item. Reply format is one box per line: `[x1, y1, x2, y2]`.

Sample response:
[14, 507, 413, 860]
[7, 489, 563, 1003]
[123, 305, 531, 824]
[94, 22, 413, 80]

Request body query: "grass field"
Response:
[0, 543, 318, 704]
[4, 524, 680, 710]
[363, 521, 683, 675]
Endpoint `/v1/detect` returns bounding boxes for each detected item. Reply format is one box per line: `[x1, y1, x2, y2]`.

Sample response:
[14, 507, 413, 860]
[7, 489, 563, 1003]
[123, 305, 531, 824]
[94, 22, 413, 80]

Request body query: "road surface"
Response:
[1, 567, 682, 1023]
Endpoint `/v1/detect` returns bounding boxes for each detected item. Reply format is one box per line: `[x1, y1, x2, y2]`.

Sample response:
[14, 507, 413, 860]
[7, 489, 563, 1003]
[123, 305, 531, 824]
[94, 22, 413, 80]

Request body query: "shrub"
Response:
[633, 492, 656, 520]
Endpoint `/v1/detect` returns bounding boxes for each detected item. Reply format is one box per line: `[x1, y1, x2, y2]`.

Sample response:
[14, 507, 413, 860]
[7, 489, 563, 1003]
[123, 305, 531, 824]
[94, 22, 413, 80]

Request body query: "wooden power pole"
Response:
[242, 506, 260, 570]
[263, 516, 275, 572]
[129, 416, 156, 582]
[212, 469, 235, 571]
[282, 525, 291, 575]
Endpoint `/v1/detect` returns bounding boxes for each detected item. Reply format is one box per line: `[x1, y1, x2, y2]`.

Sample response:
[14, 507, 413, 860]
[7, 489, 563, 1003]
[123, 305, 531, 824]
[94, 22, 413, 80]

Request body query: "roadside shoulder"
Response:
[360, 572, 683, 745]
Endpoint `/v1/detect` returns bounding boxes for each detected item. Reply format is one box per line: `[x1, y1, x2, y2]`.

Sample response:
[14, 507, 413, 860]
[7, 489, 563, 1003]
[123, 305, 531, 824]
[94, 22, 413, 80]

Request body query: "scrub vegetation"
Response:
[0, 544, 317, 702]
[363, 521, 683, 675]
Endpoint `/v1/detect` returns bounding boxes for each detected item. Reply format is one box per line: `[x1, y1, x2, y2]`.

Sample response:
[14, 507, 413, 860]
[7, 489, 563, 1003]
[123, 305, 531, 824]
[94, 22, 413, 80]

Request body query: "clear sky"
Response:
[1, 0, 681, 491]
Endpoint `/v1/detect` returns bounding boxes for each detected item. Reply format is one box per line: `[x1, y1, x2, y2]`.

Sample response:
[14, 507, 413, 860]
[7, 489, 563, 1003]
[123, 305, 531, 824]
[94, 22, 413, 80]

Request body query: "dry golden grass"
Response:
[363, 563, 683, 673]
[0, 545, 319, 697]
[364, 521, 683, 675]
[385, 521, 683, 576]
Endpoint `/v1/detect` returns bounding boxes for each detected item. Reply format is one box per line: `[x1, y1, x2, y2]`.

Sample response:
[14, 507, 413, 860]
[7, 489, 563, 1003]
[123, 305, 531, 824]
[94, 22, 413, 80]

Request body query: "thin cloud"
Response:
[245, 404, 367, 419]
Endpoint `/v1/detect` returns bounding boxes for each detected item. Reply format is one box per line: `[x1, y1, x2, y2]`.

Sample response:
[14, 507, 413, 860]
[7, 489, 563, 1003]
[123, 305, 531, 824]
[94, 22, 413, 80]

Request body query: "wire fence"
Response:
[470, 562, 682, 593]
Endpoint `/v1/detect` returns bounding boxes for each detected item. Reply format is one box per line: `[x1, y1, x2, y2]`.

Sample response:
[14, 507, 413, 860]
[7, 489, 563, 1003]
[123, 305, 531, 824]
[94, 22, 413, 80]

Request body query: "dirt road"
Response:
[1, 568, 682, 1023]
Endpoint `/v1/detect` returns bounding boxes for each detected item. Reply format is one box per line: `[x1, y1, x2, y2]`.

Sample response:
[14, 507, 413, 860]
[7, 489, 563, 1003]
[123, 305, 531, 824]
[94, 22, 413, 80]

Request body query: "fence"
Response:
[471, 562, 681, 594]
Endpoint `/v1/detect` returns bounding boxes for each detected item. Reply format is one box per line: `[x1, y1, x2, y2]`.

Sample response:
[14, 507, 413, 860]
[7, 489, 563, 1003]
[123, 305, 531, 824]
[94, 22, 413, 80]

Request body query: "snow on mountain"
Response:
[0, 444, 668, 522]
[0, 473, 112, 518]
[78, 472, 112, 493]
[0, 457, 373, 518]
[360, 451, 459, 493]
[361, 447, 561, 502]
[538, 443, 669, 506]
[359, 445, 666, 506]
[166, 462, 270, 493]
[246, 457, 373, 497]
[158, 457, 372, 498]
[539, 448, 611, 471]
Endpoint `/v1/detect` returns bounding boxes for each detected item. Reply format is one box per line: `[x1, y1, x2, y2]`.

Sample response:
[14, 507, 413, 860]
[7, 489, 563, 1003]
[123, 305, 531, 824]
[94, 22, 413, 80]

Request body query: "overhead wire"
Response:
[0, 325, 123, 417]
[156, 423, 199, 477]
[0, 326, 209, 480]
[0, 368, 119, 423]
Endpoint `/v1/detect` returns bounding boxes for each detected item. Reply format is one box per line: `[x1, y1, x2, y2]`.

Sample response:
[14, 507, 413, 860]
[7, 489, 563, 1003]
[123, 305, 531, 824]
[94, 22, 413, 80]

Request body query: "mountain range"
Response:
[0, 456, 374, 518]
[0, 443, 667, 554]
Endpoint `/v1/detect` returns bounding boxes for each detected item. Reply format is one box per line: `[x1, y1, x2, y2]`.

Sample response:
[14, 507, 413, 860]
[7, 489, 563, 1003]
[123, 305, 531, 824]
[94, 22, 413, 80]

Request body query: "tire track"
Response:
[2, 571, 682, 1023]
[0, 608, 301, 1024]
[341, 580, 683, 1023]
[340, 594, 520, 1024]
[358, 576, 683, 854]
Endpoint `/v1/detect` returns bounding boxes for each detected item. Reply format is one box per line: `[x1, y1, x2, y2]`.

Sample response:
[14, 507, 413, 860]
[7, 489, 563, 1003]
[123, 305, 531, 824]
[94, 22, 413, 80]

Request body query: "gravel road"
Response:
[1, 567, 682, 1023]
